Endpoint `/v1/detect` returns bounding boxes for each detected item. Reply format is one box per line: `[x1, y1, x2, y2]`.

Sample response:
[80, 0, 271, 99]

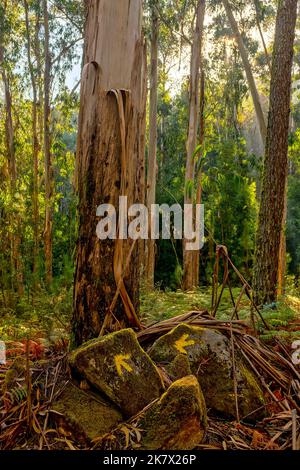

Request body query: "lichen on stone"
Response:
[69, 328, 164, 417]
[52, 381, 123, 443]
[148, 323, 265, 420]
[139, 375, 207, 450]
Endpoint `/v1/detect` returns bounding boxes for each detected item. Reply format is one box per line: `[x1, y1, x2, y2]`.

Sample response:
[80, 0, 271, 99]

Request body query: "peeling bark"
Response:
[72, 0, 146, 345]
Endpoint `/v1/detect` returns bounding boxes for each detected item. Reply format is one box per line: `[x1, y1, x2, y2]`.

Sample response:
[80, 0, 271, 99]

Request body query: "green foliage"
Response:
[0, 286, 72, 341]
[0, 0, 299, 349]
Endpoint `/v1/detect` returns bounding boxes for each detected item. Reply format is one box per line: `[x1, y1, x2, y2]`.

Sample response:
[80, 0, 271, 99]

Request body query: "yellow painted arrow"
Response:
[174, 334, 195, 354]
[114, 354, 133, 377]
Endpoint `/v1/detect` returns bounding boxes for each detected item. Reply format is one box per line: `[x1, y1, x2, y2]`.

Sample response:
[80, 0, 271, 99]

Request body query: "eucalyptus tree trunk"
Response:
[2, 75, 24, 296]
[43, 0, 53, 286]
[253, 0, 297, 305]
[193, 68, 205, 287]
[223, 0, 267, 146]
[253, 0, 272, 74]
[183, 0, 205, 290]
[25, 0, 40, 281]
[145, 1, 159, 289]
[0, 38, 24, 296]
[72, 0, 147, 345]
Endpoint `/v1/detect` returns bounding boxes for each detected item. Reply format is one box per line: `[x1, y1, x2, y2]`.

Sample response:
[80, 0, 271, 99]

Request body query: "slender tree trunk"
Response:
[278, 114, 295, 295]
[253, 0, 297, 305]
[193, 68, 205, 287]
[24, 0, 40, 281]
[183, 0, 205, 290]
[34, 6, 43, 159]
[223, 0, 267, 145]
[0, 42, 24, 296]
[277, 178, 287, 296]
[145, 1, 159, 289]
[72, 0, 147, 345]
[253, 0, 272, 75]
[43, 0, 53, 285]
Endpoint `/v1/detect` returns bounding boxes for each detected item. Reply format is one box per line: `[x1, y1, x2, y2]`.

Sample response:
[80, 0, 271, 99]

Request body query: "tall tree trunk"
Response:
[72, 0, 147, 345]
[277, 178, 287, 296]
[192, 68, 205, 287]
[183, 0, 205, 290]
[278, 114, 295, 295]
[43, 0, 53, 285]
[24, 0, 40, 281]
[145, 1, 159, 289]
[0, 42, 24, 296]
[222, 0, 267, 146]
[34, 5, 43, 160]
[253, 0, 297, 305]
[253, 0, 272, 75]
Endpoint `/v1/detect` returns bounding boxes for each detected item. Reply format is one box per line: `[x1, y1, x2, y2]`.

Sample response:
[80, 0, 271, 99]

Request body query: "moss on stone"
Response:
[69, 328, 164, 418]
[52, 381, 122, 444]
[165, 354, 192, 381]
[148, 323, 265, 420]
[139, 375, 207, 450]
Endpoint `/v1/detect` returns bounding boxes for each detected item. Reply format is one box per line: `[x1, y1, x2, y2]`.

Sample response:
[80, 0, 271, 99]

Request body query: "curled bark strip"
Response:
[108, 88, 142, 330]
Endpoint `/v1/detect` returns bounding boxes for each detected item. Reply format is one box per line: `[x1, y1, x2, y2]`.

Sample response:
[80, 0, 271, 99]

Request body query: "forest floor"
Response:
[1, 285, 300, 450]
[1, 285, 300, 346]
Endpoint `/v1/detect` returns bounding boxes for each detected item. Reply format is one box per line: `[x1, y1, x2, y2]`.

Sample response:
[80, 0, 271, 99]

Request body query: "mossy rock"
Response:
[139, 375, 207, 450]
[52, 382, 122, 444]
[165, 354, 192, 381]
[148, 324, 265, 420]
[69, 329, 164, 417]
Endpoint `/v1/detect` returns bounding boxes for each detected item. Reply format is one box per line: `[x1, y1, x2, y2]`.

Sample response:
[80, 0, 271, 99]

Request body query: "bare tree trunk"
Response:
[0, 41, 24, 296]
[145, 1, 159, 289]
[25, 0, 40, 282]
[183, 0, 205, 290]
[253, 0, 297, 305]
[193, 68, 205, 287]
[34, 6, 43, 160]
[43, 0, 53, 286]
[223, 0, 267, 146]
[253, 0, 272, 74]
[72, 0, 147, 345]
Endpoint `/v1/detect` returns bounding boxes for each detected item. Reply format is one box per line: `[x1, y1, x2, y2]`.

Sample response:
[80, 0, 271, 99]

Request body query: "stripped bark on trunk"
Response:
[72, 0, 147, 345]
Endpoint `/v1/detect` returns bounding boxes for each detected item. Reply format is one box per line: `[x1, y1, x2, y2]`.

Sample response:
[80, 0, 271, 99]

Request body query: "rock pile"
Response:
[52, 324, 265, 449]
[148, 324, 265, 419]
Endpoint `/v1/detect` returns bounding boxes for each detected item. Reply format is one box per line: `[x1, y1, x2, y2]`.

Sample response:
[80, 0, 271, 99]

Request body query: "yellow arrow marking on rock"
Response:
[114, 354, 133, 377]
[174, 334, 195, 354]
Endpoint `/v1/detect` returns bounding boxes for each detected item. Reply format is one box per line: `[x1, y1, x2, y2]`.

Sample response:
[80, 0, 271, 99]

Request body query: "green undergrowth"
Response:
[1, 284, 300, 346]
[0, 286, 72, 342]
[140, 286, 300, 344]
